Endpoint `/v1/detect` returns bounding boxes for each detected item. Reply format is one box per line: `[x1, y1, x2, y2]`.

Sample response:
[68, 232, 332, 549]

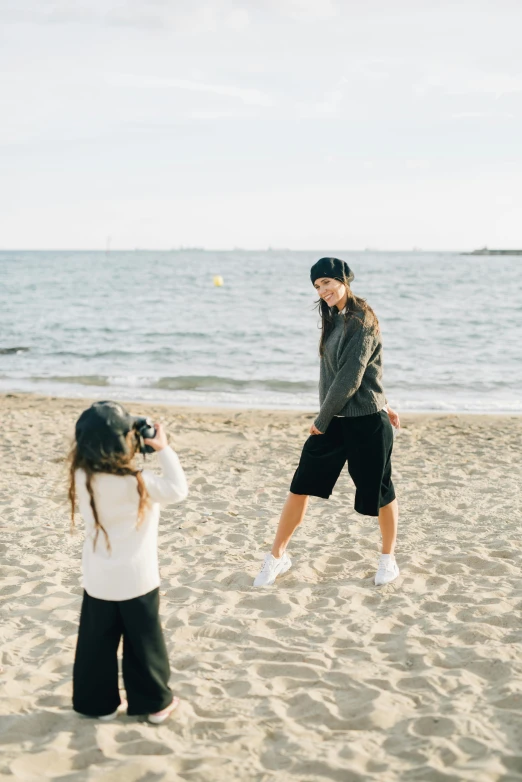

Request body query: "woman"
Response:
[253, 257, 400, 588]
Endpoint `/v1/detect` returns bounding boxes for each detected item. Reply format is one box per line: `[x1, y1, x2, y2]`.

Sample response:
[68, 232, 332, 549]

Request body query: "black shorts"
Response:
[289, 411, 395, 517]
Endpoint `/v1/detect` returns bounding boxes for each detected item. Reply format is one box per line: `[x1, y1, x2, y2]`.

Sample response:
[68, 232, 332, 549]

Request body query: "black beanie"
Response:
[75, 400, 137, 461]
[310, 257, 354, 285]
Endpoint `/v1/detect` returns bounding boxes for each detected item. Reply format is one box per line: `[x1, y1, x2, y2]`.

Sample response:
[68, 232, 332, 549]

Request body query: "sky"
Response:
[1, 0, 522, 250]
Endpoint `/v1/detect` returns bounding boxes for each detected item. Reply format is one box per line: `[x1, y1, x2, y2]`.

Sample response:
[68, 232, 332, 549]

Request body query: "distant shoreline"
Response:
[462, 248, 522, 256]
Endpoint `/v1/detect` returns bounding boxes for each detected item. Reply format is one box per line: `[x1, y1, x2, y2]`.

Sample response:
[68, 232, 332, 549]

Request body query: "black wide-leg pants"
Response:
[73, 587, 172, 717]
[290, 411, 395, 516]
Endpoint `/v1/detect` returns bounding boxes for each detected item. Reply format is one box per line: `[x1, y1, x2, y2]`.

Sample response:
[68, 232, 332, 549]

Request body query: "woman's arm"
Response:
[314, 325, 376, 433]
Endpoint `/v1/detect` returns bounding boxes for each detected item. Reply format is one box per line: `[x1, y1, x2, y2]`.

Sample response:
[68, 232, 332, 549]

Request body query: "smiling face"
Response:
[313, 276, 348, 310]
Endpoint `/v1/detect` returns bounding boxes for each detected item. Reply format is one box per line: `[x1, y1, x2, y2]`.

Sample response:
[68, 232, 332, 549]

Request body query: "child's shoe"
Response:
[99, 699, 128, 722]
[148, 696, 179, 724]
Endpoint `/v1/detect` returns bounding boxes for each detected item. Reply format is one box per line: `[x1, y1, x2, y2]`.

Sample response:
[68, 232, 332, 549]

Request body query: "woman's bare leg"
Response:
[271, 492, 309, 558]
[378, 498, 398, 555]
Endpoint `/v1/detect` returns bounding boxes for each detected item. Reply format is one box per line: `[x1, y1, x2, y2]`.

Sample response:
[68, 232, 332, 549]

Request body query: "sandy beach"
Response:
[0, 393, 521, 781]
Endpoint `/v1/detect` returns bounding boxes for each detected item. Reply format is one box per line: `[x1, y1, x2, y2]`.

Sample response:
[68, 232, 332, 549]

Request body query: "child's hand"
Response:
[144, 422, 169, 451]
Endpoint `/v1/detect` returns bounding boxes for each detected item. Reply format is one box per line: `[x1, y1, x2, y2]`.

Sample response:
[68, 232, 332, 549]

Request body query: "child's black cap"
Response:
[75, 400, 137, 460]
[310, 257, 354, 285]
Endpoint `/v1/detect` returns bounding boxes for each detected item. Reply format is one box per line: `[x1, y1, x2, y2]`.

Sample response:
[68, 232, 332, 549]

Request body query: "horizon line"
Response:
[0, 247, 487, 253]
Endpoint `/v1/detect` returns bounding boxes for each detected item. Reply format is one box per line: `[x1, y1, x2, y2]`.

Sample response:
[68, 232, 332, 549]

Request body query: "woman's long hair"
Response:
[68, 434, 150, 553]
[316, 271, 379, 356]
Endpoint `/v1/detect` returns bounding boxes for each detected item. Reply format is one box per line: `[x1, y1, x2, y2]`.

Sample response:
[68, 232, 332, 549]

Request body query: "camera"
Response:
[133, 417, 156, 455]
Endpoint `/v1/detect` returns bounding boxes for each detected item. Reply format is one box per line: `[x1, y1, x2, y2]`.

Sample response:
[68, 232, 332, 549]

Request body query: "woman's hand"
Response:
[310, 423, 324, 435]
[386, 406, 400, 429]
[144, 422, 169, 451]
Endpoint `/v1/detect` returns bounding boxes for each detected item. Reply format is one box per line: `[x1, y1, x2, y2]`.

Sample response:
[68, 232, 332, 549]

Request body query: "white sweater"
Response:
[76, 446, 188, 601]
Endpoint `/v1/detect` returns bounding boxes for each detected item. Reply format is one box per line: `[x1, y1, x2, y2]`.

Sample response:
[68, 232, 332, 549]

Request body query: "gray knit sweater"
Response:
[314, 308, 387, 433]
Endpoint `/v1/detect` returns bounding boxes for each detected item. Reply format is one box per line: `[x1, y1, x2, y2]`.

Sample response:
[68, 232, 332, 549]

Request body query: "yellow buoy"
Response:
[213, 275, 224, 287]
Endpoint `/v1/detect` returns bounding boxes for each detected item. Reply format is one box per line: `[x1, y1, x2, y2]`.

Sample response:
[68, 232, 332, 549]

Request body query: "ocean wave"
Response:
[1, 377, 522, 413]
[5, 373, 318, 394]
[153, 376, 317, 392]
[386, 378, 522, 392]
[32, 375, 111, 386]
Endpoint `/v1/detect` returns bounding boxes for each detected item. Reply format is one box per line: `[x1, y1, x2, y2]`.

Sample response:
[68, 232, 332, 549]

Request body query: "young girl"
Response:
[69, 400, 188, 723]
[254, 257, 400, 588]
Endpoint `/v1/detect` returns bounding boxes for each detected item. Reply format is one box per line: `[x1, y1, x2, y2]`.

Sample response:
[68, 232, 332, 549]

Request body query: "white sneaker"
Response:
[374, 555, 400, 586]
[253, 552, 292, 587]
[99, 699, 127, 722]
[148, 696, 180, 725]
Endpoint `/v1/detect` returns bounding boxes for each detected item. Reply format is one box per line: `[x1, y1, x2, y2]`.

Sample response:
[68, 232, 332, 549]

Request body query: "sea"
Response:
[1, 250, 521, 413]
